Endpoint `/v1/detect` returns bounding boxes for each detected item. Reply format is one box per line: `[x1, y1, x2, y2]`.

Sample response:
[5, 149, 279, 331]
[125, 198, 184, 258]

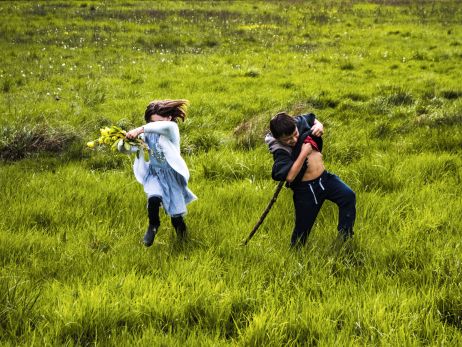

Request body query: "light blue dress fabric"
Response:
[143, 133, 196, 216]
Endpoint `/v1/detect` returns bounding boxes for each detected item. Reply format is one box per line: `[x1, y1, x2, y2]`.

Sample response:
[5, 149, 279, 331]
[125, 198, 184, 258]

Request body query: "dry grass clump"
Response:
[0, 124, 79, 161]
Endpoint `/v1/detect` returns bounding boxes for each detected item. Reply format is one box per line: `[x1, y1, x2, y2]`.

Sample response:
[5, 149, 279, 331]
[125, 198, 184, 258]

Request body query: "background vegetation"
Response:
[1, 1, 461, 345]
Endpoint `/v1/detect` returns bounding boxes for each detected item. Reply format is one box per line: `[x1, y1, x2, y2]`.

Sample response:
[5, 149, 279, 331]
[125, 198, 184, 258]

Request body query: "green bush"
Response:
[182, 131, 222, 155]
[0, 123, 80, 161]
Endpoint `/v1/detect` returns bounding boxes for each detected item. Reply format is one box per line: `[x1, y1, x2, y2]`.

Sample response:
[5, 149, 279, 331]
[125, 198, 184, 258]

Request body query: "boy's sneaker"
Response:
[339, 228, 354, 241]
[143, 225, 157, 247]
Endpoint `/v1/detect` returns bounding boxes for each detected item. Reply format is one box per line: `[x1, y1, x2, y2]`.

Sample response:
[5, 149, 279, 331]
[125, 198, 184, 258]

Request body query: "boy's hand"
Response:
[301, 142, 313, 156]
[126, 127, 143, 139]
[311, 121, 324, 137]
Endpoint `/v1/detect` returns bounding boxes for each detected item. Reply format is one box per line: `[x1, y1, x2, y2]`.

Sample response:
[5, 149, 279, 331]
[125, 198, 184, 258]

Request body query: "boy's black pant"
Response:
[291, 170, 356, 246]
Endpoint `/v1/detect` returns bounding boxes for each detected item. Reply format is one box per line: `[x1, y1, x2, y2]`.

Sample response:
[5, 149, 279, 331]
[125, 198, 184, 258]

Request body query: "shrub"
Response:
[440, 89, 462, 100]
[233, 116, 267, 151]
[79, 80, 107, 107]
[367, 86, 414, 115]
[372, 123, 393, 139]
[383, 86, 414, 106]
[181, 131, 222, 155]
[0, 123, 80, 161]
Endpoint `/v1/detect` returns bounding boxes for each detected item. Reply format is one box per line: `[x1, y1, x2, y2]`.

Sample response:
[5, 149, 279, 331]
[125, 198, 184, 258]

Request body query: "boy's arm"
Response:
[272, 143, 312, 183]
[286, 143, 312, 183]
[301, 113, 324, 137]
[311, 119, 324, 137]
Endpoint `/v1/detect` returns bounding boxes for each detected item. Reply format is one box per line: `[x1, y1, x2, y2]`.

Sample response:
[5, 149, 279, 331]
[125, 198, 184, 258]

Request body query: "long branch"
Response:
[242, 181, 285, 245]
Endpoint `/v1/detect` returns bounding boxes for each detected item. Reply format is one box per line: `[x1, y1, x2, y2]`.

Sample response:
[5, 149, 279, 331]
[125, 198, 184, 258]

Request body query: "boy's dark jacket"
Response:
[264, 113, 323, 187]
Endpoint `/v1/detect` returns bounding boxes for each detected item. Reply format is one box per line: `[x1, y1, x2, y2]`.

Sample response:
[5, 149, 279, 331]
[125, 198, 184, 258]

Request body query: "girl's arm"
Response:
[126, 127, 144, 139]
[286, 143, 312, 183]
[126, 122, 179, 142]
[143, 121, 178, 138]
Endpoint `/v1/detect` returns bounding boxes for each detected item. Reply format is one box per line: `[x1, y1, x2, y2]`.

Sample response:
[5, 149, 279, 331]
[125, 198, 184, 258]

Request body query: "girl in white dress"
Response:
[126, 100, 197, 247]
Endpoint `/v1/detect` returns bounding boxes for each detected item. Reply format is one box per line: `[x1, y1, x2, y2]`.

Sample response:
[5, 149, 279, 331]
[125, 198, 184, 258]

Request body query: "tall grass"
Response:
[1, 1, 461, 345]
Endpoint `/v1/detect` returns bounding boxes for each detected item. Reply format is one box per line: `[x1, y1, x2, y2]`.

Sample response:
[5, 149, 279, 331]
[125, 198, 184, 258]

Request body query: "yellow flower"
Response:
[100, 127, 110, 137]
[86, 141, 95, 148]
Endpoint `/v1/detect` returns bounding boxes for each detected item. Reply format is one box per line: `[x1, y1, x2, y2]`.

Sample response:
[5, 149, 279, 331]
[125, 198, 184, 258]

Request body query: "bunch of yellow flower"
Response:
[86, 125, 148, 153]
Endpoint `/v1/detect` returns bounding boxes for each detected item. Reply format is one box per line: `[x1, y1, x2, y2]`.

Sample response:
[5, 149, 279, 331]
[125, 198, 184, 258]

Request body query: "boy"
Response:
[265, 112, 356, 247]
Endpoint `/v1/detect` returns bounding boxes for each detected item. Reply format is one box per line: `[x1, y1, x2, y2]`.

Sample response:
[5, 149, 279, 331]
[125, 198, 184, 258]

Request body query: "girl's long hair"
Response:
[144, 99, 189, 123]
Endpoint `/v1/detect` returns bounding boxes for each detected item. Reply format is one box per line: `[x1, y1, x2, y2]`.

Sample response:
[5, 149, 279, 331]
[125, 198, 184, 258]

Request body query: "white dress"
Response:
[132, 121, 197, 216]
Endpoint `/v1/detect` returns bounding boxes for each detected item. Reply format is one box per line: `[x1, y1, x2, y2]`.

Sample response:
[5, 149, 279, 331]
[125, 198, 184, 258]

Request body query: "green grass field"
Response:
[1, 1, 462, 345]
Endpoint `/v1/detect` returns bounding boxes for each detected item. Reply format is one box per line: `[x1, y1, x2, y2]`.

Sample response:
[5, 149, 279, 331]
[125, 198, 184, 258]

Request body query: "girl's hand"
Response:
[126, 127, 144, 139]
[311, 121, 324, 137]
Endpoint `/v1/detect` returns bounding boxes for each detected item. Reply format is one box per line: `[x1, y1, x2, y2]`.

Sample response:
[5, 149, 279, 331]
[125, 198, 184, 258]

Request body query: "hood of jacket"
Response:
[264, 133, 292, 155]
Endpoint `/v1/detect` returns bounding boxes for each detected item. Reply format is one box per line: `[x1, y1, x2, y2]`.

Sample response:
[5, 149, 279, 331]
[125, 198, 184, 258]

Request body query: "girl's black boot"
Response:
[171, 216, 187, 240]
[143, 225, 157, 247]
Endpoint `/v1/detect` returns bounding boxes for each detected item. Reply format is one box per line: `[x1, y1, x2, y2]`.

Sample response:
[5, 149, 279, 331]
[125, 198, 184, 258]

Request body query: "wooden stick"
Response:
[242, 181, 285, 246]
